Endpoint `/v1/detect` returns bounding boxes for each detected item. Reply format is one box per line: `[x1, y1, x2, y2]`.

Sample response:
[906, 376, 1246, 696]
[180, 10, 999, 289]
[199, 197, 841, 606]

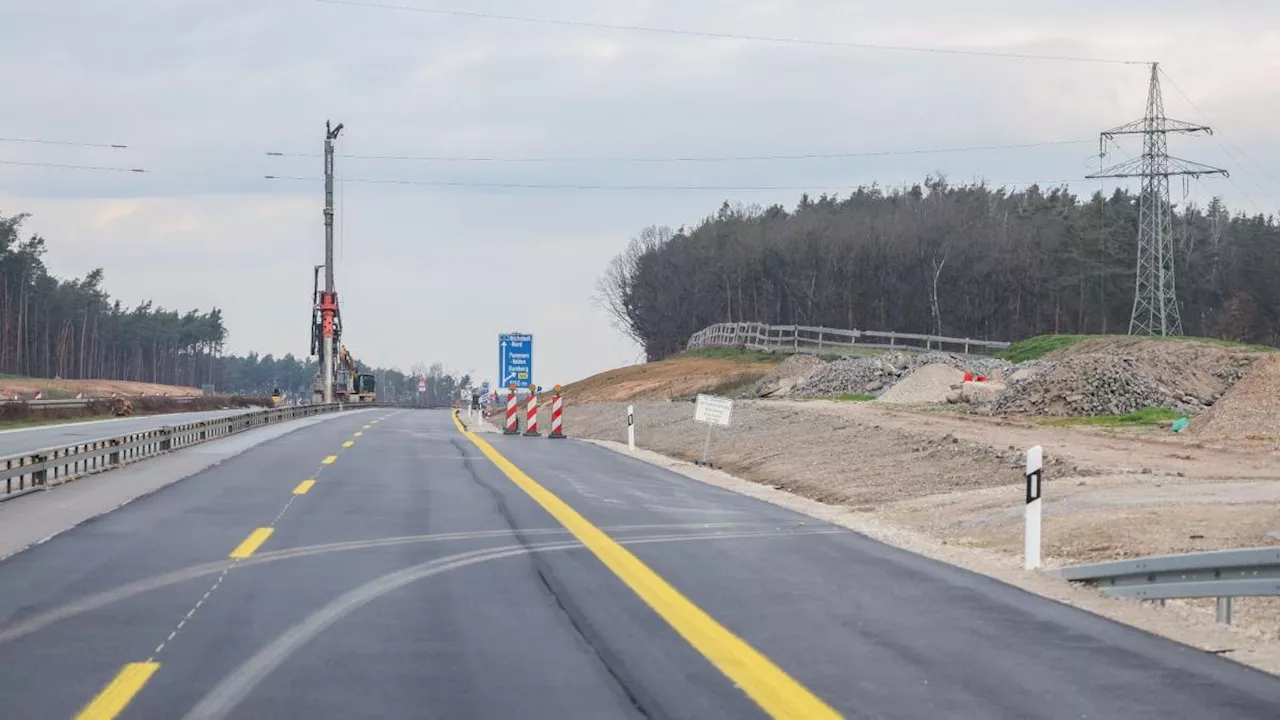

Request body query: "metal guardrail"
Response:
[0, 402, 358, 502]
[1059, 547, 1280, 624]
[0, 396, 205, 408]
[686, 321, 1010, 356]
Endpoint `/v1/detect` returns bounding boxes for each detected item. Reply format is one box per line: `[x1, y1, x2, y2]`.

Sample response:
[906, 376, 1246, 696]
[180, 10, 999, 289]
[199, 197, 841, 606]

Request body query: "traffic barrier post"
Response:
[627, 404, 635, 452]
[504, 384, 519, 435]
[1025, 445, 1043, 570]
[524, 385, 540, 437]
[548, 385, 566, 439]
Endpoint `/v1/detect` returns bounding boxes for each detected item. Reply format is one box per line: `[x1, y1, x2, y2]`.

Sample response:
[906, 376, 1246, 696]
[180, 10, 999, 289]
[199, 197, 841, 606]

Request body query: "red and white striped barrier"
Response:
[548, 385, 565, 439]
[523, 387, 540, 437]
[504, 387, 519, 435]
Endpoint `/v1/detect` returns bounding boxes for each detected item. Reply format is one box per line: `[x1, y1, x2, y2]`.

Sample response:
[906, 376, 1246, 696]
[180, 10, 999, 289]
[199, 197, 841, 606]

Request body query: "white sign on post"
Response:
[694, 394, 733, 426]
[694, 394, 733, 465]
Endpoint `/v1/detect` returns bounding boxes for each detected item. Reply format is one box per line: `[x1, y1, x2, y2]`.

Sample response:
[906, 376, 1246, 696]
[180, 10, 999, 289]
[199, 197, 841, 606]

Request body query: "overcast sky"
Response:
[3, 1, 1278, 386]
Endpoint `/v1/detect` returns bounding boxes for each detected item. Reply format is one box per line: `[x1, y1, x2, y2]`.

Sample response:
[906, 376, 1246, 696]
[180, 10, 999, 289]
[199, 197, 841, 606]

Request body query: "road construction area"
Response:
[3, 408, 1279, 718]
[549, 337, 1280, 672]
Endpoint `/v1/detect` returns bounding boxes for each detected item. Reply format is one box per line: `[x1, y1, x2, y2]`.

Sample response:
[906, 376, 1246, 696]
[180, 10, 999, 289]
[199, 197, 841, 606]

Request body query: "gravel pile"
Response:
[790, 351, 1013, 398]
[1191, 355, 1280, 439]
[754, 354, 826, 397]
[877, 364, 966, 404]
[991, 354, 1201, 416]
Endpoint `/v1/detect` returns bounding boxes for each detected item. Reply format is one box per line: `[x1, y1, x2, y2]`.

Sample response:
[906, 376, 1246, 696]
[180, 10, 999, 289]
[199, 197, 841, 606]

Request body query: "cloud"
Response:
[3, 0, 1279, 384]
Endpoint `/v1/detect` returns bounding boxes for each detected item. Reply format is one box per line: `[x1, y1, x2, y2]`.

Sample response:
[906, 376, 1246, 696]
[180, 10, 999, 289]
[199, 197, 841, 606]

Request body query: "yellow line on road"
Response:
[342, 440, 354, 448]
[293, 479, 316, 495]
[229, 528, 274, 559]
[322, 455, 337, 465]
[363, 424, 371, 429]
[353, 431, 362, 437]
[449, 413, 839, 719]
[75, 661, 159, 720]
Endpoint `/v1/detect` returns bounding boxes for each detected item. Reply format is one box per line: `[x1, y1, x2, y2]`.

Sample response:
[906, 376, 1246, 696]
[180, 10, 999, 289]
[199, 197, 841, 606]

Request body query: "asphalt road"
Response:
[1, 409, 1278, 719]
[0, 408, 260, 457]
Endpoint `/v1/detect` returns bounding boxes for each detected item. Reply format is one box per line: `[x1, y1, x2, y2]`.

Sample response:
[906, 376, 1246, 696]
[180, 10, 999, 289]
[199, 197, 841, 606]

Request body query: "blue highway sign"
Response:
[499, 333, 533, 389]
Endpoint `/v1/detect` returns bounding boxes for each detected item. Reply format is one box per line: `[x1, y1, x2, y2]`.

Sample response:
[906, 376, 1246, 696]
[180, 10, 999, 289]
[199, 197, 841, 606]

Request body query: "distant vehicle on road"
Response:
[355, 373, 377, 403]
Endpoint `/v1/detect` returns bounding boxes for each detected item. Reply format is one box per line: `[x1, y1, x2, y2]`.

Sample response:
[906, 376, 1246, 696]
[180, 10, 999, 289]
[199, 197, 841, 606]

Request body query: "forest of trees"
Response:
[1, 212, 226, 386]
[0, 210, 466, 405]
[598, 179, 1280, 360]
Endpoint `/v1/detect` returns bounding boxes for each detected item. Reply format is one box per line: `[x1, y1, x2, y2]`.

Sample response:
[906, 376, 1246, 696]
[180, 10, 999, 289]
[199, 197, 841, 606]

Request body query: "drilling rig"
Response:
[309, 120, 376, 404]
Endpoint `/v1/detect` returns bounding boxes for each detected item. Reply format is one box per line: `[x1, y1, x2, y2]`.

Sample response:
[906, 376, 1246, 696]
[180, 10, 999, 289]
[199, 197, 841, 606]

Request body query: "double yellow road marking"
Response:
[450, 413, 839, 719]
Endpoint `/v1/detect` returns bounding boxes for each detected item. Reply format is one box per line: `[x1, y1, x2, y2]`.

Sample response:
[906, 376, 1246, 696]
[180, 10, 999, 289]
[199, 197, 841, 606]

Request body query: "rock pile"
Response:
[789, 351, 1013, 399]
[991, 355, 1202, 416]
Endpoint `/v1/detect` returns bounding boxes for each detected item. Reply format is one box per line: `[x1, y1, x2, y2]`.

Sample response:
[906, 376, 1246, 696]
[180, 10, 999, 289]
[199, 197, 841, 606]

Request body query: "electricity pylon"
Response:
[1087, 62, 1227, 336]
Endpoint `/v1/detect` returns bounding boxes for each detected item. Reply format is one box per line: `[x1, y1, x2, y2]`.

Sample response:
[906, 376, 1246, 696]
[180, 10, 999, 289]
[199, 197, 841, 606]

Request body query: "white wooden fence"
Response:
[685, 322, 1010, 356]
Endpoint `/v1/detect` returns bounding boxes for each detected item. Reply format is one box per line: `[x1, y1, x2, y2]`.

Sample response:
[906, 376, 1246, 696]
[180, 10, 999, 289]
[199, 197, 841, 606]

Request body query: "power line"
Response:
[0, 159, 147, 173]
[263, 174, 1077, 191]
[0, 137, 128, 150]
[313, 0, 1146, 65]
[0, 135, 1096, 164]
[268, 139, 1097, 163]
[1158, 67, 1277, 212]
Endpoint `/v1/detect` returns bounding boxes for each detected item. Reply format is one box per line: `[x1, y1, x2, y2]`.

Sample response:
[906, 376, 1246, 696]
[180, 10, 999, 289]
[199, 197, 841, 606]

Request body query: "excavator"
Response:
[309, 267, 376, 403]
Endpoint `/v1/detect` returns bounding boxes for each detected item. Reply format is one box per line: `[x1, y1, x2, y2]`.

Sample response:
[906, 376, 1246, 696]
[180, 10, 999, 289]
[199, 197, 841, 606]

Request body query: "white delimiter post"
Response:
[1025, 445, 1044, 570]
[627, 405, 635, 452]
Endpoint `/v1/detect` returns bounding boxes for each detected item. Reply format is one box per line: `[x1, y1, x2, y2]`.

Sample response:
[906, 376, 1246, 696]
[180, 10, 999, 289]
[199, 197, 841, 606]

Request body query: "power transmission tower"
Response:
[1087, 63, 1227, 336]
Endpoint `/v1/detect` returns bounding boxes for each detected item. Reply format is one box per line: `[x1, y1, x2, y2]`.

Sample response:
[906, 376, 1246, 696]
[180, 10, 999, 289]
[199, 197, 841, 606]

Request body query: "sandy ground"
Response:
[561, 399, 1280, 658]
[580, 437, 1280, 676]
[0, 377, 203, 398]
[562, 355, 779, 403]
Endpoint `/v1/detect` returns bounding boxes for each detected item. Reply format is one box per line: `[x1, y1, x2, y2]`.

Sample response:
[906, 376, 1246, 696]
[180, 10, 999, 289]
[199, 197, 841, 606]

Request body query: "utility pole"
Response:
[1087, 63, 1226, 336]
[321, 120, 344, 403]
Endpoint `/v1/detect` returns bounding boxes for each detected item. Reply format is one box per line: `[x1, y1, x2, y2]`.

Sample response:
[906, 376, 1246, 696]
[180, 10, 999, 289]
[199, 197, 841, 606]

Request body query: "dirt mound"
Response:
[992, 355, 1198, 416]
[0, 395, 270, 423]
[754, 354, 825, 397]
[1191, 355, 1280, 439]
[1047, 337, 1262, 405]
[876, 364, 966, 405]
[0, 377, 204, 399]
[564, 354, 780, 403]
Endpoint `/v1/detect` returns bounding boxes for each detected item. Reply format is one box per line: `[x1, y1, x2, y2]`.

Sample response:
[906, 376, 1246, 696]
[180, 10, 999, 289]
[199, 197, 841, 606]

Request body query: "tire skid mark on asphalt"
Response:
[452, 412, 842, 720]
[1, 522, 809, 648]
[182, 527, 843, 720]
[73, 412, 387, 720]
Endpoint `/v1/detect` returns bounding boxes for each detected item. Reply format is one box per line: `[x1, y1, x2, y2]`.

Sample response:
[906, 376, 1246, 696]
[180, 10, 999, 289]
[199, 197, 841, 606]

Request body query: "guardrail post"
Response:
[161, 427, 173, 451]
[33, 453, 48, 487]
[1216, 597, 1233, 624]
[109, 438, 121, 466]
